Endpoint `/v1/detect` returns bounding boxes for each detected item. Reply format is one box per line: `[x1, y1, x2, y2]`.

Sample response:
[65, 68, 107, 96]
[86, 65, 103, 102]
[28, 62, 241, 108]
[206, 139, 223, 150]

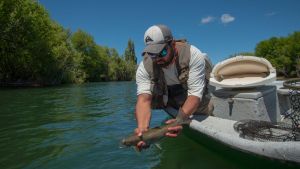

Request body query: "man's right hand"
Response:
[134, 128, 149, 151]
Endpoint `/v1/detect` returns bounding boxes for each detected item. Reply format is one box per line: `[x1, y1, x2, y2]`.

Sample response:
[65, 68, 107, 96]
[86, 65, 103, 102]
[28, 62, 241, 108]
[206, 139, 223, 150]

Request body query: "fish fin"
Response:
[119, 140, 126, 149]
[154, 143, 162, 150]
[119, 145, 126, 149]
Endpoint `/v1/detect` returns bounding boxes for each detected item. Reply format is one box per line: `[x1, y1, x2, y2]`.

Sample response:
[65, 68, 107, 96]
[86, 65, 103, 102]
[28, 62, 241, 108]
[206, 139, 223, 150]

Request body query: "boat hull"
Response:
[164, 107, 300, 164]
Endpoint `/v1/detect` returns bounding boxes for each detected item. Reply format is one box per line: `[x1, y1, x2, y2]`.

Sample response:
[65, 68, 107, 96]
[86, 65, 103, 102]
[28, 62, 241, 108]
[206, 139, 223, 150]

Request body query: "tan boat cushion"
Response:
[220, 74, 268, 85]
[216, 61, 269, 81]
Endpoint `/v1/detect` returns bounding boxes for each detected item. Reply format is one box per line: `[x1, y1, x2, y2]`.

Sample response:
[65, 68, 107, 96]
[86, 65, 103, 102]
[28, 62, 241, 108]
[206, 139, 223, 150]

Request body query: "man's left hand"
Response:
[165, 119, 183, 137]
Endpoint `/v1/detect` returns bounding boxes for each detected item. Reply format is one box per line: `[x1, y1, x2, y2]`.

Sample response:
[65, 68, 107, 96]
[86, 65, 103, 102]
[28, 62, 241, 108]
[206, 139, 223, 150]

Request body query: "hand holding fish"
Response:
[132, 119, 182, 151]
[121, 108, 190, 150]
[134, 128, 150, 151]
[165, 119, 183, 137]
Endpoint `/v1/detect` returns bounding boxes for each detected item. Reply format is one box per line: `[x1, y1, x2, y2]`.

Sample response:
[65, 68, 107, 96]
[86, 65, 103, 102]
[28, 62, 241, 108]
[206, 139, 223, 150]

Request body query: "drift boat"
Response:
[164, 56, 300, 164]
[164, 106, 300, 164]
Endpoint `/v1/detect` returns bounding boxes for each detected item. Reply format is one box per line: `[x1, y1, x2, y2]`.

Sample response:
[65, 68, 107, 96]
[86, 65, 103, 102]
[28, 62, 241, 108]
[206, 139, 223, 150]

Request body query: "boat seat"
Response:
[210, 56, 276, 88]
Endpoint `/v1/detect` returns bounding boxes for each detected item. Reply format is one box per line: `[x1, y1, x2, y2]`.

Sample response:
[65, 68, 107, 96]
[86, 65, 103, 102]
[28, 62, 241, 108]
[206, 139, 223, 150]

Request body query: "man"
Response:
[135, 24, 213, 151]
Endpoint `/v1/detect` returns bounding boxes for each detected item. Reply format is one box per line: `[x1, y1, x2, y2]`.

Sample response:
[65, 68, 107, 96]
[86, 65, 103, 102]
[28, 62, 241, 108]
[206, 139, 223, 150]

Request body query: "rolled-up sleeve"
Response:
[187, 45, 206, 99]
[136, 62, 152, 95]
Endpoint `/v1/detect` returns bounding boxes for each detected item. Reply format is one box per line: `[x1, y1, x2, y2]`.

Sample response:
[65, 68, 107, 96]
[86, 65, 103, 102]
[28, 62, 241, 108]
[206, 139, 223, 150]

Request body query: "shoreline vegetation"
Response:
[0, 0, 137, 87]
[230, 31, 300, 78]
[1, 0, 300, 88]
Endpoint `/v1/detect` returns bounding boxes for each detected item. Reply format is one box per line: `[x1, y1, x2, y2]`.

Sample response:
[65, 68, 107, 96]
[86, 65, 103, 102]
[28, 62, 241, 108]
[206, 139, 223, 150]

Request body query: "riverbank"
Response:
[0, 80, 134, 88]
[0, 82, 44, 87]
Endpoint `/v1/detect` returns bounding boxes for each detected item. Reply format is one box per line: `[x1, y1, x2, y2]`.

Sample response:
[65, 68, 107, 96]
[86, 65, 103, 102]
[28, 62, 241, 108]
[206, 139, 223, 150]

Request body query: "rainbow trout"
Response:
[121, 118, 190, 147]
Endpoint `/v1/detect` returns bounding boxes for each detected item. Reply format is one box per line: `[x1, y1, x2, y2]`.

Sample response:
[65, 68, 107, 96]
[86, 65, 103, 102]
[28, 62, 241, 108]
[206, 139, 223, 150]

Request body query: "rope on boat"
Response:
[284, 78, 300, 131]
[234, 79, 300, 142]
[234, 120, 300, 142]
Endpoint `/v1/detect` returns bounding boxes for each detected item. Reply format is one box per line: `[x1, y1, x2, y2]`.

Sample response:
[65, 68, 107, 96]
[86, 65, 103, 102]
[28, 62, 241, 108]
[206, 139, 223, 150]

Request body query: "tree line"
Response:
[0, 0, 137, 86]
[255, 32, 300, 77]
[230, 31, 300, 78]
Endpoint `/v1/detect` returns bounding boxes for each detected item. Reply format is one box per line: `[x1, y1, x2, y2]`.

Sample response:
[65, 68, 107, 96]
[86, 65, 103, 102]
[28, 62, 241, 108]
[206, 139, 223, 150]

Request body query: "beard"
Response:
[156, 48, 175, 68]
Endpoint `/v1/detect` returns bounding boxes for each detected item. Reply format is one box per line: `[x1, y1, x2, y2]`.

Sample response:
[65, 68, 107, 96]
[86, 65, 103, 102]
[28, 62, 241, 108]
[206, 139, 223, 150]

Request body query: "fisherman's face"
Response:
[153, 44, 174, 67]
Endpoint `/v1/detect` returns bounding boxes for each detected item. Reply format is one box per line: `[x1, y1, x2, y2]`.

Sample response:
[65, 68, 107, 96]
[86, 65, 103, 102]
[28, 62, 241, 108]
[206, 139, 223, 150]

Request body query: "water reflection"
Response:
[0, 82, 143, 169]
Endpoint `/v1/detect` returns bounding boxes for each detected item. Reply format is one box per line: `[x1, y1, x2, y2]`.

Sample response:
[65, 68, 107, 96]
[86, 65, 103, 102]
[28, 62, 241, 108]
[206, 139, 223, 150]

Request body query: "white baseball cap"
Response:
[143, 25, 173, 55]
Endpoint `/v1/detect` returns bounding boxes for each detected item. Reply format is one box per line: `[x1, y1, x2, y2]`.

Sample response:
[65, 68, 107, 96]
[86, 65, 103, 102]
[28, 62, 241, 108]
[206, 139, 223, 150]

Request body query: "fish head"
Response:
[121, 134, 140, 147]
[121, 138, 131, 147]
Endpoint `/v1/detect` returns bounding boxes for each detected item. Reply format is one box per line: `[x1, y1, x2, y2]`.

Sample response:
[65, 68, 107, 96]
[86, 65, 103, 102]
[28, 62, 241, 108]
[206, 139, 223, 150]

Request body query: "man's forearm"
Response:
[135, 94, 152, 129]
[181, 95, 200, 116]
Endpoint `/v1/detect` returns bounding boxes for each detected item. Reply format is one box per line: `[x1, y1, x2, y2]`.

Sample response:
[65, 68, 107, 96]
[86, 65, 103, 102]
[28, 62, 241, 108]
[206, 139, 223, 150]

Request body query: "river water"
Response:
[0, 82, 298, 169]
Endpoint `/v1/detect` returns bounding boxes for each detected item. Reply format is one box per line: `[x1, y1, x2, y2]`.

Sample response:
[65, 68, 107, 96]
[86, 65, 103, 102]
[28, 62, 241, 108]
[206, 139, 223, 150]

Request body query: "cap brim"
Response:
[143, 43, 167, 55]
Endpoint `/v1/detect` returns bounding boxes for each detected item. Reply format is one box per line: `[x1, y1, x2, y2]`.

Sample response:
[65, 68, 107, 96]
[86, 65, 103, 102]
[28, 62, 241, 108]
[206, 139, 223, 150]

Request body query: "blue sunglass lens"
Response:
[160, 49, 167, 57]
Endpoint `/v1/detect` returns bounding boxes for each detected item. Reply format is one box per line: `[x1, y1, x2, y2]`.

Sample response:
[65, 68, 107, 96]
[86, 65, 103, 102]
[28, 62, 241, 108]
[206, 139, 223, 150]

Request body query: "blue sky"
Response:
[39, 0, 300, 64]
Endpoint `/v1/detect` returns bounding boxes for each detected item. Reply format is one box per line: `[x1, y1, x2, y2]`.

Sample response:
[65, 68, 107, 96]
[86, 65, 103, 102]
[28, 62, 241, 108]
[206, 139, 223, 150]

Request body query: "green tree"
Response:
[0, 0, 140, 85]
[122, 39, 137, 80]
[71, 30, 108, 81]
[106, 47, 136, 81]
[124, 39, 137, 64]
[107, 48, 120, 80]
[255, 36, 294, 77]
[286, 32, 300, 76]
[0, 0, 81, 85]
